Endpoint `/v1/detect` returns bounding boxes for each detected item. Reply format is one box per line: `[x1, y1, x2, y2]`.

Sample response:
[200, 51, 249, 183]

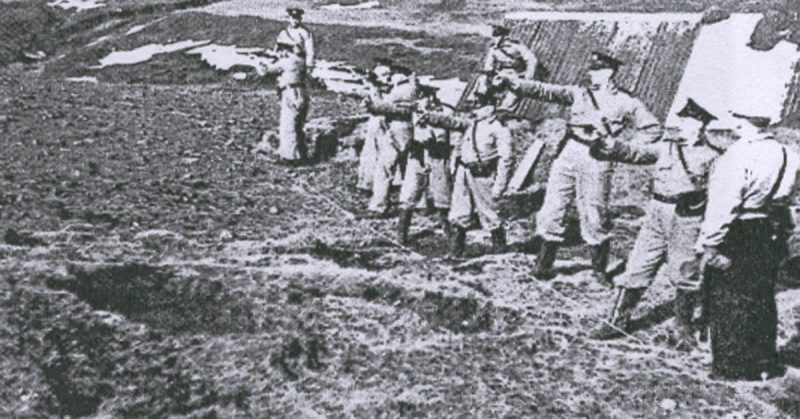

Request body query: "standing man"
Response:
[356, 60, 393, 193]
[587, 99, 723, 347]
[258, 42, 308, 163]
[694, 112, 798, 380]
[274, 7, 315, 165]
[421, 86, 514, 256]
[504, 51, 661, 283]
[478, 24, 538, 112]
[364, 65, 418, 217]
[396, 84, 455, 244]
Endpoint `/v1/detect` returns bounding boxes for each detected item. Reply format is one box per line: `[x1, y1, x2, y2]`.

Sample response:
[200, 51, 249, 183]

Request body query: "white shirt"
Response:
[276, 25, 315, 68]
[455, 106, 514, 198]
[262, 54, 306, 88]
[695, 133, 800, 251]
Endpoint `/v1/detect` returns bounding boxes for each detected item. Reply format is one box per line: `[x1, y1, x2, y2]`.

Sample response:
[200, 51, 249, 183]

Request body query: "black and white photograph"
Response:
[3, 0, 800, 416]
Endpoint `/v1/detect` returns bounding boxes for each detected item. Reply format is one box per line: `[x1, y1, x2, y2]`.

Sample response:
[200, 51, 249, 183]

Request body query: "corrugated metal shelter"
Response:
[460, 12, 800, 127]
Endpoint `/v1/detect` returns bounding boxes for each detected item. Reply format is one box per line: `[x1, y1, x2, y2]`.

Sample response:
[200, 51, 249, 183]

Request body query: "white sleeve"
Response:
[304, 29, 315, 68]
[695, 149, 746, 251]
[518, 45, 538, 79]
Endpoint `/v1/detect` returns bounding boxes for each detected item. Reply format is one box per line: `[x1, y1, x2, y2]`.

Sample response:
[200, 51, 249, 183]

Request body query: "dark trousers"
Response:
[706, 218, 782, 380]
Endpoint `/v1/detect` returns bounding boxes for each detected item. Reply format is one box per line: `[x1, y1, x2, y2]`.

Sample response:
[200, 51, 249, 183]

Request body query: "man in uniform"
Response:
[356, 60, 393, 193]
[503, 51, 661, 283]
[364, 65, 418, 217]
[259, 41, 309, 165]
[273, 7, 315, 165]
[420, 85, 514, 256]
[694, 112, 798, 380]
[396, 84, 456, 244]
[587, 99, 723, 347]
[478, 24, 538, 112]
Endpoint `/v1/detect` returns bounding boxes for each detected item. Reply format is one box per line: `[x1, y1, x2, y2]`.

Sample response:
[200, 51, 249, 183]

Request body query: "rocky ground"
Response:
[3, 0, 800, 417]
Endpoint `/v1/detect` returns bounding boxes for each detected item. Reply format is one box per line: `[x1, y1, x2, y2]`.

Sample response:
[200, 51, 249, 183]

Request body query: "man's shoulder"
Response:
[487, 117, 512, 133]
[610, 86, 638, 99]
[722, 138, 757, 157]
[298, 25, 313, 36]
[391, 82, 417, 98]
[613, 88, 655, 113]
[499, 39, 530, 52]
[283, 25, 313, 36]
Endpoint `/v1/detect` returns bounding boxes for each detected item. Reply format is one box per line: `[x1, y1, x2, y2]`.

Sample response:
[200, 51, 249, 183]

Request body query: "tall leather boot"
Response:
[589, 287, 645, 340]
[533, 240, 559, 279]
[673, 289, 696, 351]
[437, 208, 452, 238]
[490, 227, 507, 254]
[590, 239, 612, 287]
[450, 226, 467, 257]
[397, 209, 413, 245]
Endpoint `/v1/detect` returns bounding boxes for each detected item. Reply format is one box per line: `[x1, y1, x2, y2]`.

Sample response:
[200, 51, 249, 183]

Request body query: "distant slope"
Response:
[0, 1, 64, 66]
[0, 0, 221, 67]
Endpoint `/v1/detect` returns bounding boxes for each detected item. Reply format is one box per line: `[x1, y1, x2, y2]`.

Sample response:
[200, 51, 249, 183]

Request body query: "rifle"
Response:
[417, 111, 470, 131]
[251, 49, 281, 63]
[331, 69, 393, 103]
[366, 97, 417, 120]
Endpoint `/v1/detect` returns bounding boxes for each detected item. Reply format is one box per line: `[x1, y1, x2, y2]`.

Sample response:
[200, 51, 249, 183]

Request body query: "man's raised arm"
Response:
[590, 138, 660, 165]
[419, 111, 471, 132]
[507, 78, 575, 106]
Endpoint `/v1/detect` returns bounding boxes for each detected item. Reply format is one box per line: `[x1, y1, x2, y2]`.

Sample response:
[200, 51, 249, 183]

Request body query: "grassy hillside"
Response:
[2, 0, 800, 417]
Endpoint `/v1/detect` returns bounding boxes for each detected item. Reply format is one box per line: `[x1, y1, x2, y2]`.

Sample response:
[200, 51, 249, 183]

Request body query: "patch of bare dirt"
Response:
[3, 1, 800, 415]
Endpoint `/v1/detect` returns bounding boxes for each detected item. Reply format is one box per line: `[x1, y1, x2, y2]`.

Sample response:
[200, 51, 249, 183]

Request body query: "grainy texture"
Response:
[458, 16, 701, 122]
[2, 1, 800, 417]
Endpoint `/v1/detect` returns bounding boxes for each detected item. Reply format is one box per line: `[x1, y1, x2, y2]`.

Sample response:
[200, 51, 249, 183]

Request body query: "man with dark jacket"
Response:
[694, 111, 798, 380]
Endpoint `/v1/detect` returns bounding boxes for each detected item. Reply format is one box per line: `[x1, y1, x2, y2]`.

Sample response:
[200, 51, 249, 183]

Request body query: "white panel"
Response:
[666, 14, 800, 128]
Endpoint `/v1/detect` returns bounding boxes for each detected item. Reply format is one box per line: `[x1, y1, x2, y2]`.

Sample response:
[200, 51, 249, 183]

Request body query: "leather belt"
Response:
[652, 193, 680, 204]
[458, 158, 497, 178]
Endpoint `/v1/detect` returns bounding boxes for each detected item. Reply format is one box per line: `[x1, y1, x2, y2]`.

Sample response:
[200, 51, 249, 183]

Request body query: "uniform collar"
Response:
[587, 83, 618, 94]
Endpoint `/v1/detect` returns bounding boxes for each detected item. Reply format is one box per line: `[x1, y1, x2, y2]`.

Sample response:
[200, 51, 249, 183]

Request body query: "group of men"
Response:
[354, 24, 534, 258]
[264, 9, 799, 381]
